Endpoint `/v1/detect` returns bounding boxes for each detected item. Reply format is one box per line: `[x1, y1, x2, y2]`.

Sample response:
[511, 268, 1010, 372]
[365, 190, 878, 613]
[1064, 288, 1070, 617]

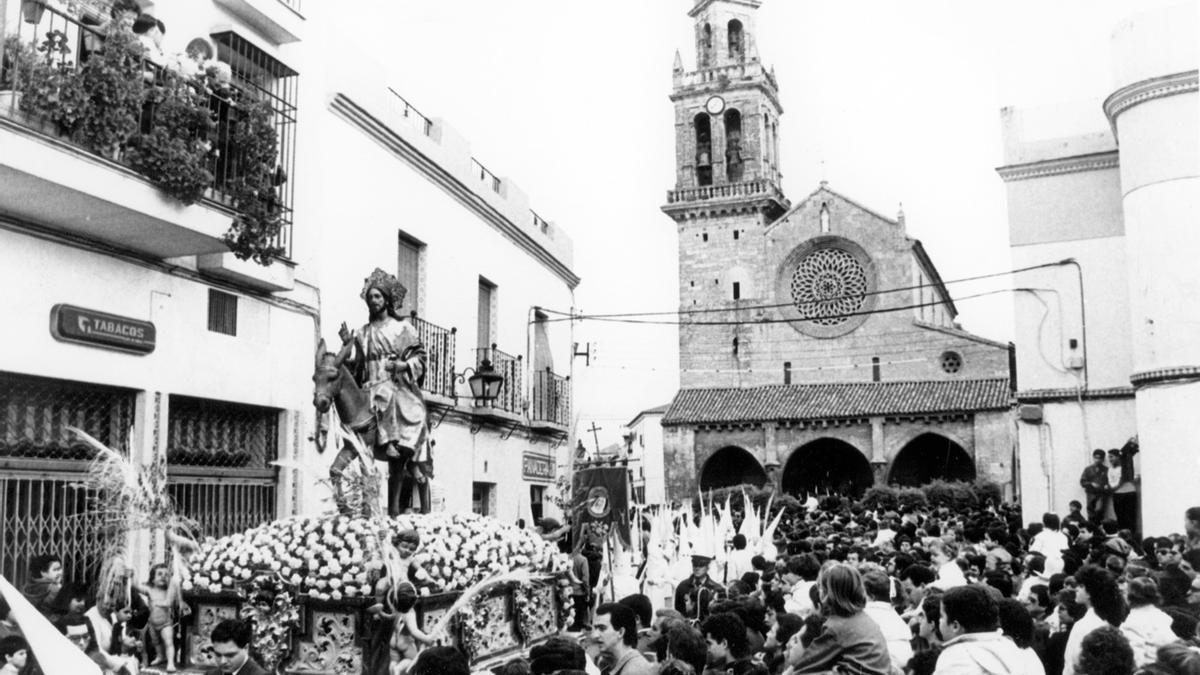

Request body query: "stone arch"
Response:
[781, 438, 874, 497]
[888, 432, 976, 486]
[700, 446, 767, 491]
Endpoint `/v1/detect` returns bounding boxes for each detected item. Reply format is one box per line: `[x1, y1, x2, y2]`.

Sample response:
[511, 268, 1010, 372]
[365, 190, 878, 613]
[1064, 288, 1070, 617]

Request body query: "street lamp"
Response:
[457, 359, 504, 405]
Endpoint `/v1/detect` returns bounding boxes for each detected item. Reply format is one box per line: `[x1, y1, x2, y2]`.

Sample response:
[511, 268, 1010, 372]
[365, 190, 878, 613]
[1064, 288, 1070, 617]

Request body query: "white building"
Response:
[0, 0, 577, 588]
[0, 0, 311, 584]
[998, 1, 1198, 531]
[625, 403, 670, 505]
[286, 4, 578, 525]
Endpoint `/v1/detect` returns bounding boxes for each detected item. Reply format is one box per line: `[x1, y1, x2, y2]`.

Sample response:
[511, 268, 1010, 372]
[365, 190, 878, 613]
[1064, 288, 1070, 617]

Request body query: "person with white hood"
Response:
[933, 585, 1027, 675]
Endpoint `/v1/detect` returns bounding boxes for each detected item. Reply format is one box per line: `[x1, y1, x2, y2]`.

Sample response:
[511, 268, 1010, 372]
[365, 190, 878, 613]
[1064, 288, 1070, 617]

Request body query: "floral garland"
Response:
[238, 573, 300, 673]
[183, 513, 569, 598]
[512, 584, 533, 645]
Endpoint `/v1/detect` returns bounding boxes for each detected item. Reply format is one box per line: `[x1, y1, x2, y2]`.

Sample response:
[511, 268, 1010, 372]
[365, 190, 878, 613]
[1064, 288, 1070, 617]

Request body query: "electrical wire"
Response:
[542, 287, 1015, 326]
[535, 259, 1070, 321]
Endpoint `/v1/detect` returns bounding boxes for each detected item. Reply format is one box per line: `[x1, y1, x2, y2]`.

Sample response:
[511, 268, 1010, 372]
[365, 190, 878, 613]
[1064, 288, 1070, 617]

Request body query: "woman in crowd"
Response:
[782, 563, 891, 675]
[1064, 565, 1129, 675]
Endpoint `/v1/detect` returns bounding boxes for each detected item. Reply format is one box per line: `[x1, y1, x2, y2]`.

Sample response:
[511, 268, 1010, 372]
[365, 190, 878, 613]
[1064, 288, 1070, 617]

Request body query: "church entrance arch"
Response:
[781, 438, 873, 497]
[699, 446, 767, 491]
[888, 433, 975, 486]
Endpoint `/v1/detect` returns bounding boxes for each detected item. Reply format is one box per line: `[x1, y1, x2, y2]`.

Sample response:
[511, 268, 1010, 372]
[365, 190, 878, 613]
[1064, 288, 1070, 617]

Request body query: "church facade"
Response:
[660, 0, 1016, 501]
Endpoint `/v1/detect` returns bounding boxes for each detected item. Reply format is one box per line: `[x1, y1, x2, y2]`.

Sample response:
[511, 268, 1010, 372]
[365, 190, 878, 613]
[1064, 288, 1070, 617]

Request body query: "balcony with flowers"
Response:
[0, 2, 298, 289]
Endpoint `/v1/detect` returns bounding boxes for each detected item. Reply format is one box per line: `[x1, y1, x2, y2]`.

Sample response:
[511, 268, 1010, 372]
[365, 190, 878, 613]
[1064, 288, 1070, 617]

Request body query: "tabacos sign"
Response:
[50, 304, 156, 354]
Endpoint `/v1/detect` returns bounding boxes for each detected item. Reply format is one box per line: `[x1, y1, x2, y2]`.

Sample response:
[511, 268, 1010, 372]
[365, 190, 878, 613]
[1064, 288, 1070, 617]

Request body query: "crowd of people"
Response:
[465, 499, 1200, 675]
[1, 494, 1198, 675]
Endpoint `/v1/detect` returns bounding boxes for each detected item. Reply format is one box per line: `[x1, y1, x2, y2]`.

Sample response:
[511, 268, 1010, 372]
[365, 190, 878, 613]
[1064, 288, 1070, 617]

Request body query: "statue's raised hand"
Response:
[338, 322, 352, 344]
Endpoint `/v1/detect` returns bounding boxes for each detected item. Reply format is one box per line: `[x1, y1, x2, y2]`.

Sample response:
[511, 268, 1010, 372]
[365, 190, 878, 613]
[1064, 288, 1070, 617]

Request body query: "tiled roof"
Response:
[662, 378, 1011, 425]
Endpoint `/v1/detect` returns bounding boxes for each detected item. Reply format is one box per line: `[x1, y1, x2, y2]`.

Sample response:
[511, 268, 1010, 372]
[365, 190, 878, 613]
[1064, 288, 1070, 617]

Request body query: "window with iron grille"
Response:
[0, 372, 135, 587]
[0, 371, 135, 460]
[208, 289, 238, 335]
[166, 395, 279, 468]
[210, 31, 299, 259]
[0, 473, 111, 588]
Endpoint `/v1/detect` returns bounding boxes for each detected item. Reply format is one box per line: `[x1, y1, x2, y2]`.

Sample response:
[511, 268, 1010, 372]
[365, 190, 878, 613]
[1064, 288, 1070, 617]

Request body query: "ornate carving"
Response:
[790, 247, 868, 325]
[288, 609, 362, 675]
[187, 602, 239, 668]
[514, 582, 559, 645]
[461, 593, 518, 660]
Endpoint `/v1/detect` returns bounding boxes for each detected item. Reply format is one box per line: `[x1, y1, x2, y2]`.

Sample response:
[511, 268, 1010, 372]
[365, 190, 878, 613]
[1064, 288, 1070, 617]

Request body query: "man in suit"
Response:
[206, 619, 268, 675]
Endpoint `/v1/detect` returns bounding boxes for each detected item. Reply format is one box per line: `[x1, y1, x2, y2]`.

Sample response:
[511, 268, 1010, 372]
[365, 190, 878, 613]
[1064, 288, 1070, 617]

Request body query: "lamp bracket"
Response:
[430, 406, 450, 430]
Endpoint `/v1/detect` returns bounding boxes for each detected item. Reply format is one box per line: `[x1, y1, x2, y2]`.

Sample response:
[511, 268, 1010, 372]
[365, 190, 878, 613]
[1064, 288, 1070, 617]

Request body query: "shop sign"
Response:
[50, 304, 156, 354]
[522, 453, 555, 481]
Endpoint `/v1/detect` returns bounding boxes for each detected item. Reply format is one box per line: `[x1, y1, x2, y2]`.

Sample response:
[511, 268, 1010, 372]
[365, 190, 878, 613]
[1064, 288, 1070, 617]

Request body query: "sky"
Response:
[359, 0, 1175, 450]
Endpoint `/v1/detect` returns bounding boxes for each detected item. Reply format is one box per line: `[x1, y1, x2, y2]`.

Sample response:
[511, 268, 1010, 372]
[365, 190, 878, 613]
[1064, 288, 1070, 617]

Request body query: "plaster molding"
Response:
[995, 151, 1120, 183]
[1129, 366, 1200, 389]
[1103, 70, 1200, 130]
[328, 94, 581, 290]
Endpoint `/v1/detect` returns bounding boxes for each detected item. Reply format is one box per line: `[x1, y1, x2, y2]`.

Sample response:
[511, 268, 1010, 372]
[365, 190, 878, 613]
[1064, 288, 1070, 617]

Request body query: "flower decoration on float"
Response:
[183, 512, 570, 598]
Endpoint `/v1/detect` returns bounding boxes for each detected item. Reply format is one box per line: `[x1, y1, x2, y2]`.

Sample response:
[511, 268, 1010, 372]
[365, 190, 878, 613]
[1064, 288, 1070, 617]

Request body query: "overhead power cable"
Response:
[536, 259, 1072, 322]
[541, 288, 1015, 326]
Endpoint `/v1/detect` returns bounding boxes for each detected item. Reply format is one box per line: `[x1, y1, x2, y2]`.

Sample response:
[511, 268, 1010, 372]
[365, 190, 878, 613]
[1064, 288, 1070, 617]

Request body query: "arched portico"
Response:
[699, 446, 768, 491]
[781, 438, 874, 497]
[888, 432, 975, 486]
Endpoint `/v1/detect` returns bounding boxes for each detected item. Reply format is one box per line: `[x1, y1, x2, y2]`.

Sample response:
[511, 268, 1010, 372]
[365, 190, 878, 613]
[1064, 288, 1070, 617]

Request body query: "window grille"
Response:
[0, 473, 110, 588]
[208, 289, 238, 336]
[167, 479, 275, 540]
[210, 30, 299, 258]
[0, 371, 135, 460]
[166, 395, 279, 468]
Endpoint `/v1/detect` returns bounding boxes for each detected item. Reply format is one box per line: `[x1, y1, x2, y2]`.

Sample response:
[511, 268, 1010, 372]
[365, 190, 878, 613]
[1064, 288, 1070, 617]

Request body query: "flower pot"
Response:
[21, 1, 46, 25]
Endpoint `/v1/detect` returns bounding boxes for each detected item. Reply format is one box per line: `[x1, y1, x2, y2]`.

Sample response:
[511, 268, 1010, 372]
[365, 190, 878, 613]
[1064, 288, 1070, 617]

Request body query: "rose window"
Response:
[789, 247, 868, 325]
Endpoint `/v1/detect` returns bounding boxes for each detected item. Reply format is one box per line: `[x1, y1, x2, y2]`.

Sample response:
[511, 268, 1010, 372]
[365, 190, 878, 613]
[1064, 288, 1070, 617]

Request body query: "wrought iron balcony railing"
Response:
[1, 4, 298, 258]
[474, 345, 523, 415]
[530, 367, 570, 427]
[410, 312, 456, 399]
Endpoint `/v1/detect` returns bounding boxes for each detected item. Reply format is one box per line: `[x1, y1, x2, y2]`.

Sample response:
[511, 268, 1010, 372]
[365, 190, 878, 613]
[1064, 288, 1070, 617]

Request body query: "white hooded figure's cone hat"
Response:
[0, 574, 102, 674]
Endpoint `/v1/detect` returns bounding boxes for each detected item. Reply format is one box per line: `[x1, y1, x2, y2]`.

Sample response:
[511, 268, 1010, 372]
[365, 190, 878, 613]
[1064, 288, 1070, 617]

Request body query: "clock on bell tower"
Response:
[662, 0, 788, 225]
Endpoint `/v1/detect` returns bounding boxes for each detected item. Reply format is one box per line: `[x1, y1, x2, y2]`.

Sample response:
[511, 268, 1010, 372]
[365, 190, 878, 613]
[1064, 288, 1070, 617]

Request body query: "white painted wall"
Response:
[629, 412, 667, 505]
[280, 24, 578, 523]
[0, 229, 314, 410]
[1015, 398, 1137, 519]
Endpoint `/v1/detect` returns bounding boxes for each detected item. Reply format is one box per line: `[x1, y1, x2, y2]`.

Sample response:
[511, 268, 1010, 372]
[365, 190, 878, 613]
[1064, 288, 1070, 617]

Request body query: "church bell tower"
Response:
[662, 0, 788, 224]
[663, 0, 790, 388]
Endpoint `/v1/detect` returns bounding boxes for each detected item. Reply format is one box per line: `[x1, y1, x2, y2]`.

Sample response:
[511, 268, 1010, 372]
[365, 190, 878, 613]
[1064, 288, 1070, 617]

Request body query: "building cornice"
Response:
[1129, 366, 1200, 389]
[1015, 386, 1135, 403]
[1103, 70, 1199, 132]
[995, 151, 1120, 183]
[329, 93, 581, 290]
